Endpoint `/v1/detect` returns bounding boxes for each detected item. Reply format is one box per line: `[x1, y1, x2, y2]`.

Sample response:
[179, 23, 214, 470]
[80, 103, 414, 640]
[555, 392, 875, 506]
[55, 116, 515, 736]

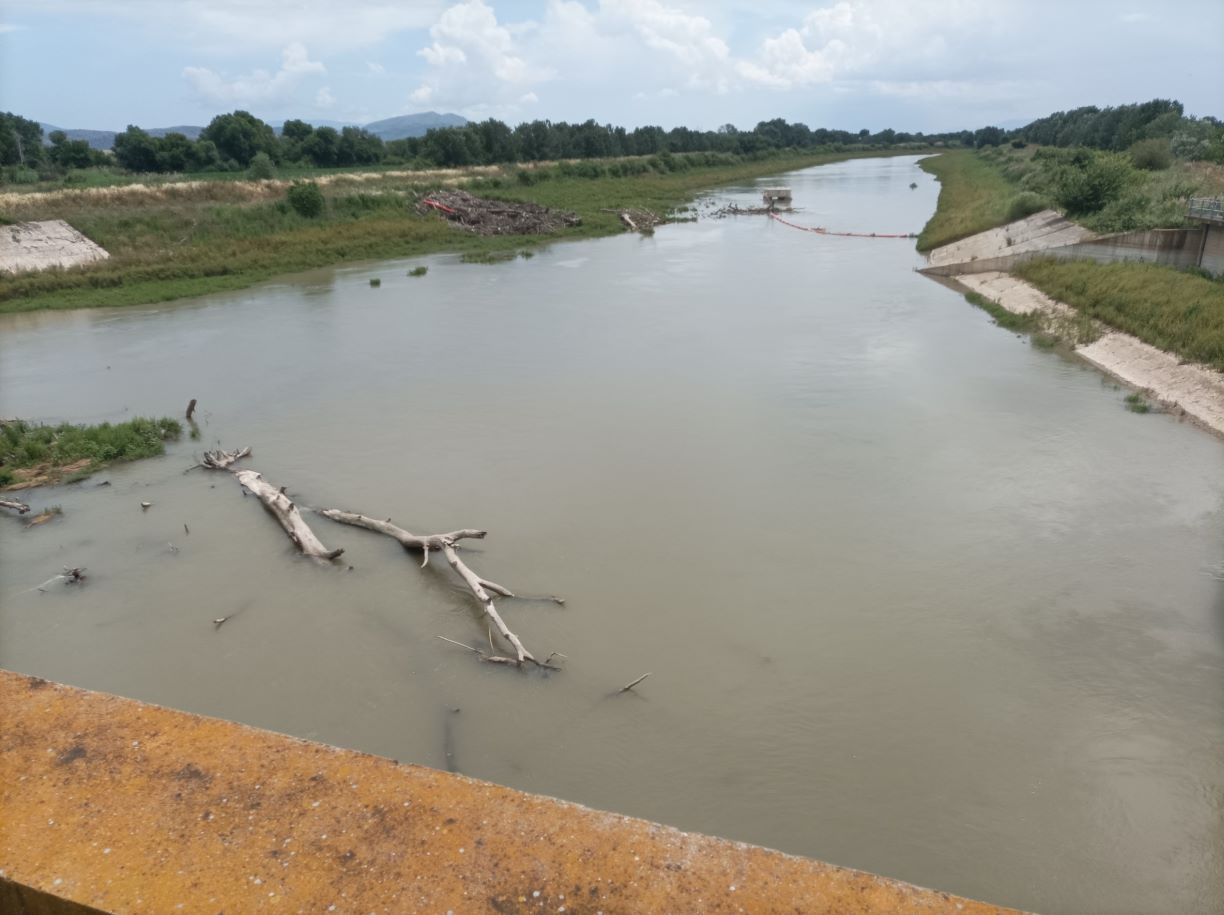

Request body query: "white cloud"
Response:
[315, 86, 336, 108]
[367, 61, 386, 75]
[600, 0, 731, 89]
[183, 42, 326, 105]
[0, 22, 26, 33]
[410, 0, 553, 114]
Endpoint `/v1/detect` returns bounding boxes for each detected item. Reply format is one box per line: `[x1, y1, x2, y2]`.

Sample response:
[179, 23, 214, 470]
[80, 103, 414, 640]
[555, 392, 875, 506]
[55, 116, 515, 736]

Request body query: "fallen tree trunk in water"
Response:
[1, 498, 31, 514]
[318, 508, 546, 666]
[236, 470, 344, 561]
[202, 446, 251, 470]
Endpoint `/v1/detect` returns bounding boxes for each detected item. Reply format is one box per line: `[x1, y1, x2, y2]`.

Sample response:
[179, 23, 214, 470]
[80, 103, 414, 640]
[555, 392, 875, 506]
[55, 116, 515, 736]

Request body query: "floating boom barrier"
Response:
[768, 212, 917, 239]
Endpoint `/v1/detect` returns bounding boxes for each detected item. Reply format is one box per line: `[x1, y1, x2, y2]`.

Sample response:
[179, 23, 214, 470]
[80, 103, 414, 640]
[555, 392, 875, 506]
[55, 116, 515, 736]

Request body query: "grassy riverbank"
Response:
[916, 150, 1019, 251]
[0, 149, 915, 313]
[1014, 259, 1224, 372]
[917, 147, 1224, 252]
[0, 417, 182, 489]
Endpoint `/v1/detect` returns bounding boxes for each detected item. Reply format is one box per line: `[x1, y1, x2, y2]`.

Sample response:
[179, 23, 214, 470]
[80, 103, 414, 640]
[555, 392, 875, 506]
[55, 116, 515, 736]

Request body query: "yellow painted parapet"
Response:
[0, 670, 1026, 914]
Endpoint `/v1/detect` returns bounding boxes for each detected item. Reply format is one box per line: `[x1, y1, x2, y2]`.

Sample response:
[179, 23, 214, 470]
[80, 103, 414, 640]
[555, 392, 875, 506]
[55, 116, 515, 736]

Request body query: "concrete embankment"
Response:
[0, 220, 110, 274]
[0, 669, 1026, 914]
[922, 209, 1211, 279]
[924, 213, 1224, 438]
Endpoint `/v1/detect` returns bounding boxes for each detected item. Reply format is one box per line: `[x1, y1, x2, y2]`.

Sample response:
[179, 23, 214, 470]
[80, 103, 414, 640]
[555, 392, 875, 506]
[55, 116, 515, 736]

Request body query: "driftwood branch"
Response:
[202, 446, 251, 470]
[1, 498, 31, 514]
[236, 470, 343, 561]
[321, 508, 550, 667]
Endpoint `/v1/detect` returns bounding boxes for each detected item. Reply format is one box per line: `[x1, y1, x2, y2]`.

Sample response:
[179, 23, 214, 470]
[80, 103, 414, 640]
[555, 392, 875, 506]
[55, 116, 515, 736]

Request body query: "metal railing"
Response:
[1188, 197, 1224, 223]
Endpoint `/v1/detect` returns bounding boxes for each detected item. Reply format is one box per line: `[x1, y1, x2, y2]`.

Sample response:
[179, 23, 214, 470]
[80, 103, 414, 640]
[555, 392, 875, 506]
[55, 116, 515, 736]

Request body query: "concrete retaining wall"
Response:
[923, 226, 1209, 278]
[1202, 224, 1224, 275]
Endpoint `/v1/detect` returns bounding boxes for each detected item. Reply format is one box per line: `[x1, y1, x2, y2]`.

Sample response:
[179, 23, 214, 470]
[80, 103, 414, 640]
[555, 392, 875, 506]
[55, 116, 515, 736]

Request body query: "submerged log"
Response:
[237, 470, 343, 561]
[319, 508, 546, 666]
[1, 498, 31, 514]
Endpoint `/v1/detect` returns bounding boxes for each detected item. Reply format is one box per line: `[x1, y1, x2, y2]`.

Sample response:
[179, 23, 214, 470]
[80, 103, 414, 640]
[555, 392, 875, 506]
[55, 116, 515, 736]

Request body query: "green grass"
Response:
[963, 290, 1040, 332]
[1124, 392, 1152, 413]
[1014, 259, 1224, 372]
[0, 149, 923, 313]
[916, 150, 1019, 250]
[0, 417, 181, 488]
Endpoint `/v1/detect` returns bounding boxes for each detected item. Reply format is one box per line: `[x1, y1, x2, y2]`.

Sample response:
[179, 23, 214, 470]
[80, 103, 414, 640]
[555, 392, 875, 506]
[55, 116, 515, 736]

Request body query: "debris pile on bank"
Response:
[709, 202, 795, 218]
[418, 189, 581, 236]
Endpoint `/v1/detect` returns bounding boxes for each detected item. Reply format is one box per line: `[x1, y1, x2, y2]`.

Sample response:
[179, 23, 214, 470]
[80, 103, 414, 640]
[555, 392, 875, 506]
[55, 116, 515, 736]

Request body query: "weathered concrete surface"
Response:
[0, 670, 1027, 914]
[0, 220, 109, 274]
[923, 213, 1209, 279]
[956, 272, 1224, 438]
[925, 210, 1094, 269]
[1202, 224, 1224, 276]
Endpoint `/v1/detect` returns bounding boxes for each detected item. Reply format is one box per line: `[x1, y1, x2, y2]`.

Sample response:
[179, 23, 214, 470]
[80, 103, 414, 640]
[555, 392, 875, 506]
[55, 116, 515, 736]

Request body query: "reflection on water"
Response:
[2, 157, 1222, 914]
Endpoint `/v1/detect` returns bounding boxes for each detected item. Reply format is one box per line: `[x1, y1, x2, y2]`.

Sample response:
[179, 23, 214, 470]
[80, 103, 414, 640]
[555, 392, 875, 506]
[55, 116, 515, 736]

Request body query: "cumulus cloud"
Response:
[315, 86, 336, 108]
[409, 0, 1020, 119]
[183, 42, 326, 105]
[410, 0, 553, 112]
[739, 0, 1004, 90]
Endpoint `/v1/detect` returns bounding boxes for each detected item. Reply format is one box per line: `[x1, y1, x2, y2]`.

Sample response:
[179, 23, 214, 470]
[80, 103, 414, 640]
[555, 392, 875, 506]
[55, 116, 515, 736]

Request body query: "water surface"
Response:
[2, 157, 1222, 914]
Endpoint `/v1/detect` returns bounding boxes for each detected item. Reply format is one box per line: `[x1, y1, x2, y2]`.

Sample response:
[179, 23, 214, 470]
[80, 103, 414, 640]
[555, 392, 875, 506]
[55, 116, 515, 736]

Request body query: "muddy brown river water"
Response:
[2, 157, 1222, 913]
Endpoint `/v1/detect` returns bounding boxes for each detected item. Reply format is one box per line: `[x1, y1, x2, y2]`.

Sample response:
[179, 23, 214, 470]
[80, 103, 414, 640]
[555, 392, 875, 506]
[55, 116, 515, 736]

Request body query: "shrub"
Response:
[408, 266, 428, 277]
[286, 180, 325, 218]
[1129, 138, 1172, 171]
[1006, 192, 1049, 221]
[1053, 152, 1135, 216]
[247, 151, 276, 179]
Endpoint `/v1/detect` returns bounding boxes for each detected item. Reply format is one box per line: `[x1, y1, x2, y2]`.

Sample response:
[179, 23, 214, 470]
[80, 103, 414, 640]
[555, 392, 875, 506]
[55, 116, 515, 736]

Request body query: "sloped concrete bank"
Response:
[0, 670, 1025, 914]
[922, 209, 1211, 278]
[0, 220, 110, 274]
[951, 271, 1224, 437]
[924, 214, 1224, 439]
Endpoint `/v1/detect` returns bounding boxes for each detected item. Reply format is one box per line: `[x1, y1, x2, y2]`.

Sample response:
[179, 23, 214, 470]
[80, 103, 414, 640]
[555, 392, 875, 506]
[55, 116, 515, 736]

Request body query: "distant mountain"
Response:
[362, 112, 468, 141]
[37, 111, 466, 149]
[149, 125, 204, 141]
[40, 123, 204, 149]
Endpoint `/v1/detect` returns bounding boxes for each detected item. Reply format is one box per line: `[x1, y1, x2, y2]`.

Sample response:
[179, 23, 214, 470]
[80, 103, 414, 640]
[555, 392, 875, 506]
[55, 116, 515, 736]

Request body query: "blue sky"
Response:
[2, 1, 1221, 132]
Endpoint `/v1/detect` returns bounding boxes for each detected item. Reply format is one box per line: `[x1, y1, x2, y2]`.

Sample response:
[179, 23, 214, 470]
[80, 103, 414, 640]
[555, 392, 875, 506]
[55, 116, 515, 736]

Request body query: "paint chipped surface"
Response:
[0, 670, 1026, 914]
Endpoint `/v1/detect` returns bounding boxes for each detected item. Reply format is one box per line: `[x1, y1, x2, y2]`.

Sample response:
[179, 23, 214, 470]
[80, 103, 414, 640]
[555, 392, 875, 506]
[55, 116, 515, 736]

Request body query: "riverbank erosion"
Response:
[0, 670, 1025, 915]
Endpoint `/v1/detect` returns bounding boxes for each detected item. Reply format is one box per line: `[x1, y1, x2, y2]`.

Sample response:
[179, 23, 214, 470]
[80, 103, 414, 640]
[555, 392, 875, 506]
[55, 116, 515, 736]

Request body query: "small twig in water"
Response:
[619, 672, 651, 693]
[436, 635, 483, 655]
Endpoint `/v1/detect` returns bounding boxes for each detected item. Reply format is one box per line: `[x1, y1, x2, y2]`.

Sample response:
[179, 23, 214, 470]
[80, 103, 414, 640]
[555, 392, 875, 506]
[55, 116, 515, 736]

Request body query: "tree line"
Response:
[2, 99, 1221, 180]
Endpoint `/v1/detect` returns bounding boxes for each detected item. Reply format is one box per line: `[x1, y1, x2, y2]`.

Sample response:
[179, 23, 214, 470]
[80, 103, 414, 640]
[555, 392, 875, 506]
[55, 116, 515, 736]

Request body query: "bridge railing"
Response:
[1188, 197, 1224, 223]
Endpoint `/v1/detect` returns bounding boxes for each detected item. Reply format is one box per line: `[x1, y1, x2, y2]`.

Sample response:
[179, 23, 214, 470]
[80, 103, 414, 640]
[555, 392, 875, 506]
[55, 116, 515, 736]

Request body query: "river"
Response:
[2, 156, 1222, 914]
